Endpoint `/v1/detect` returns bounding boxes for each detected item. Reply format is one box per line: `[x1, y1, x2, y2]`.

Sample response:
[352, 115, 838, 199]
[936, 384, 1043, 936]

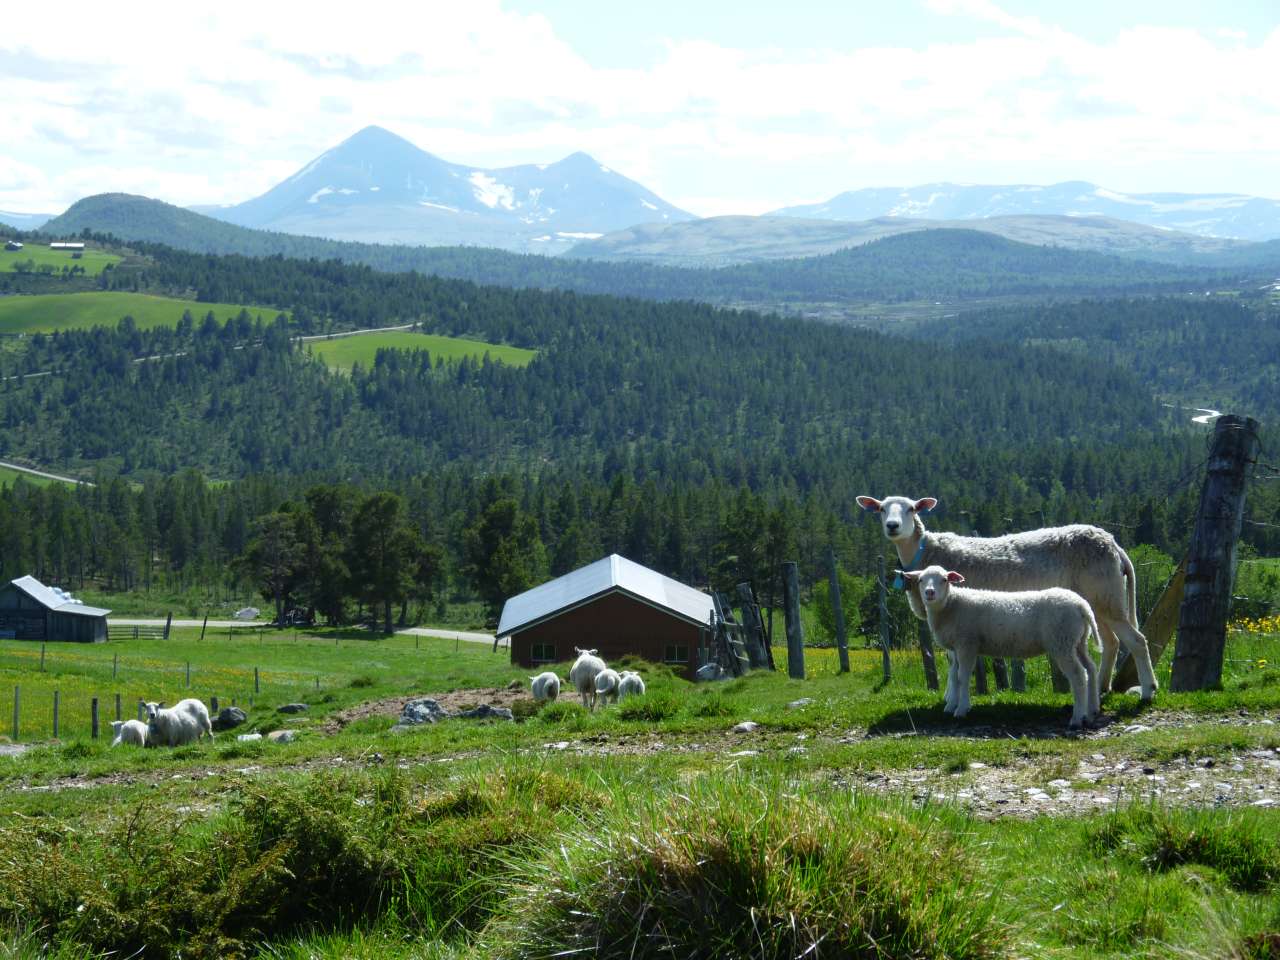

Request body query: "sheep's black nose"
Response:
[886, 521, 899, 532]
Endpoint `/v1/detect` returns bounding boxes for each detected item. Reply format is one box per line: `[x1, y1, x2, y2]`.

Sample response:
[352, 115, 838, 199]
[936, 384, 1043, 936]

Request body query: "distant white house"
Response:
[49, 242, 85, 251]
[3, 240, 21, 251]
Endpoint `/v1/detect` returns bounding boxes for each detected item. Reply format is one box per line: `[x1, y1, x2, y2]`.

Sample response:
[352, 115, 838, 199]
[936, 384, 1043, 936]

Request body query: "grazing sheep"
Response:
[618, 670, 646, 700]
[569, 648, 607, 711]
[594, 668, 622, 707]
[857, 494, 1155, 700]
[110, 719, 149, 747]
[903, 565, 1101, 729]
[144, 698, 214, 747]
[529, 671, 561, 702]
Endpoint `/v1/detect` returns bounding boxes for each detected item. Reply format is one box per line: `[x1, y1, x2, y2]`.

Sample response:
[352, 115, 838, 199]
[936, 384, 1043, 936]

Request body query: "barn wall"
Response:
[0, 585, 46, 640]
[510, 590, 700, 680]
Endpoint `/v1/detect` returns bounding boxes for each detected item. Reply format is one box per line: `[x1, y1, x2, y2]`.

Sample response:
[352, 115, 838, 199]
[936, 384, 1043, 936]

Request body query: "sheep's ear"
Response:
[946, 571, 965, 584]
[914, 497, 938, 515]
[900, 570, 921, 584]
[856, 496, 882, 513]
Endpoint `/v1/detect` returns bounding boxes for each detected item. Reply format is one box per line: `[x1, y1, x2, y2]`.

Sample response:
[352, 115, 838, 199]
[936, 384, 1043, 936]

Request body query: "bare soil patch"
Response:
[323, 684, 528, 733]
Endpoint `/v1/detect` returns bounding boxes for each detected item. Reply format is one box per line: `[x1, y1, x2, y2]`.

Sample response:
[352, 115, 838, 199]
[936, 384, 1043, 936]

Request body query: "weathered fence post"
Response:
[1115, 555, 1187, 692]
[12, 686, 18, 741]
[918, 620, 939, 690]
[52, 690, 59, 739]
[877, 556, 891, 683]
[1171, 415, 1261, 690]
[137, 699, 145, 721]
[91, 698, 99, 739]
[974, 656, 988, 695]
[1011, 659, 1026, 692]
[114, 692, 122, 721]
[199, 615, 208, 643]
[211, 695, 219, 715]
[112, 653, 118, 679]
[828, 548, 850, 674]
[781, 561, 805, 679]
[164, 612, 173, 641]
[991, 657, 1009, 690]
[254, 667, 260, 694]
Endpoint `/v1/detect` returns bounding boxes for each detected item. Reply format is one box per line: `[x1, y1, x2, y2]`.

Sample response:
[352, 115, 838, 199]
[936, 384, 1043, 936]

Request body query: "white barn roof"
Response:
[9, 576, 110, 618]
[497, 554, 713, 637]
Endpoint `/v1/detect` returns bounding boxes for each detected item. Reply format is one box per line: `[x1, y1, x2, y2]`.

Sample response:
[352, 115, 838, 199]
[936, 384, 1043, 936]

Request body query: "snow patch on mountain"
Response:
[469, 172, 515, 210]
[308, 187, 334, 204]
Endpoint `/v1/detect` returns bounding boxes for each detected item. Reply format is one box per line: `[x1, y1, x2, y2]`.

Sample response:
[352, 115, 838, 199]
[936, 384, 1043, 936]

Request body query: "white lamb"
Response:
[529, 671, 561, 702]
[144, 698, 214, 747]
[617, 670, 646, 700]
[903, 565, 1101, 729]
[569, 648, 606, 711]
[594, 668, 622, 707]
[110, 719, 149, 747]
[858, 494, 1156, 700]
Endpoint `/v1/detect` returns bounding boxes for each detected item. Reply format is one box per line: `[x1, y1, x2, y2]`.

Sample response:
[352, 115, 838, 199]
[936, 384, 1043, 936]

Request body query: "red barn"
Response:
[499, 554, 713, 680]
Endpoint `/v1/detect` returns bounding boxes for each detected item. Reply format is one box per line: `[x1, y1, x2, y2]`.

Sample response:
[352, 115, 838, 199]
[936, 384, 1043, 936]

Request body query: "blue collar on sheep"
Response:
[893, 538, 929, 590]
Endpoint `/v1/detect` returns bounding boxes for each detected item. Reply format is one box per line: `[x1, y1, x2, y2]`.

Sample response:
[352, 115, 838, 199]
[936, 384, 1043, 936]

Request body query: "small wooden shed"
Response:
[0, 576, 110, 643]
[499, 554, 713, 680]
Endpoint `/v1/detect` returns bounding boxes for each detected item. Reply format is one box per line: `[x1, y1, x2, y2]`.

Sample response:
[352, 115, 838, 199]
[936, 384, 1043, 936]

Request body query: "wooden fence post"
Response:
[211, 696, 219, 715]
[1011, 660, 1026, 692]
[918, 620, 939, 690]
[828, 548, 850, 674]
[164, 612, 173, 641]
[1172, 415, 1261, 690]
[1114, 555, 1187, 692]
[199, 615, 208, 643]
[877, 556, 892, 683]
[112, 653, 118, 679]
[254, 667, 260, 694]
[91, 698, 99, 739]
[137, 699, 146, 721]
[974, 656, 988, 695]
[11, 686, 18, 741]
[781, 561, 805, 680]
[991, 657, 1009, 690]
[52, 690, 59, 739]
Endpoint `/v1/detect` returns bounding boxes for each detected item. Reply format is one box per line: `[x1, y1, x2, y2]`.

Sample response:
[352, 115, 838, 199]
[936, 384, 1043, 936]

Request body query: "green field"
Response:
[0, 244, 121, 278]
[0, 291, 287, 335]
[1, 626, 1277, 958]
[307, 329, 537, 372]
[0, 464, 61, 488]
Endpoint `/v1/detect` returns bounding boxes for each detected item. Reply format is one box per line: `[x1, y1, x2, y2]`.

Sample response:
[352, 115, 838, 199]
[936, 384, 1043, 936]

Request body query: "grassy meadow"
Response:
[0, 464, 64, 488]
[0, 622, 1277, 959]
[0, 291, 286, 335]
[0, 244, 121, 278]
[306, 329, 537, 372]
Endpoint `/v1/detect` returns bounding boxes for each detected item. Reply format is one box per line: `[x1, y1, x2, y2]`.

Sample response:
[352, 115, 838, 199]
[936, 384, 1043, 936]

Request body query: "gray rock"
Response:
[213, 706, 248, 731]
[696, 663, 727, 682]
[731, 721, 759, 734]
[277, 703, 309, 714]
[455, 704, 514, 721]
[267, 729, 297, 743]
[787, 698, 815, 709]
[398, 698, 449, 726]
[235, 733, 262, 742]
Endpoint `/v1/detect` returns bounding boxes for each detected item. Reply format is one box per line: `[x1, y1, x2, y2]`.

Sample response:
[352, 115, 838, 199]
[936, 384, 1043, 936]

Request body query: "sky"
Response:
[1, 0, 1278, 217]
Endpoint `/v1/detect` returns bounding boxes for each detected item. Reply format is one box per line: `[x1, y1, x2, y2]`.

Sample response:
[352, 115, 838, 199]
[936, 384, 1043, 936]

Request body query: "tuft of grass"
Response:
[536, 701, 586, 724]
[686, 692, 736, 718]
[480, 776, 1007, 960]
[349, 675, 376, 689]
[1089, 805, 1280, 892]
[617, 691, 679, 722]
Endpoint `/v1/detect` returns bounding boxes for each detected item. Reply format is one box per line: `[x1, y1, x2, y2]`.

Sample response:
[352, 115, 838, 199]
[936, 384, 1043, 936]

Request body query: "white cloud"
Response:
[1, 1, 1279, 214]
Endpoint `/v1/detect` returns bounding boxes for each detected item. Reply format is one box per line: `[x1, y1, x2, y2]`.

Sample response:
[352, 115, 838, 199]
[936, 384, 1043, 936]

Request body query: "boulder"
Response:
[455, 704, 514, 721]
[213, 706, 248, 731]
[397, 698, 449, 726]
[267, 729, 297, 744]
[696, 663, 727, 682]
[277, 703, 309, 714]
[236, 733, 262, 742]
[731, 721, 759, 734]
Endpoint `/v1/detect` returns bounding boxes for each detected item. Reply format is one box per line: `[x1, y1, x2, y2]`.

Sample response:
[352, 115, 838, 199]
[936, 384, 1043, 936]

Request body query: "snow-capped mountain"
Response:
[770, 181, 1280, 242]
[199, 126, 692, 253]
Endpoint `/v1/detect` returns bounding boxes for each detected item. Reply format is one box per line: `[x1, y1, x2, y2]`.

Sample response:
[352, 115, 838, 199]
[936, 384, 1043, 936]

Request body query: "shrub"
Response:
[348, 675, 376, 689]
[481, 777, 1007, 960]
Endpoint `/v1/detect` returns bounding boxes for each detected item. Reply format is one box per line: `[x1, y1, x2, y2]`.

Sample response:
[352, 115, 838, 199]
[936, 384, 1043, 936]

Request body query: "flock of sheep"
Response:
[530, 649, 646, 711]
[109, 698, 215, 748]
[859, 493, 1158, 729]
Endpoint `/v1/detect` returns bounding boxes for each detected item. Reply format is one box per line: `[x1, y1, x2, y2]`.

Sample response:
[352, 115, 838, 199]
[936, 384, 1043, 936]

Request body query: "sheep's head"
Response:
[573, 647, 598, 657]
[110, 720, 124, 735]
[857, 495, 937, 542]
[901, 565, 964, 605]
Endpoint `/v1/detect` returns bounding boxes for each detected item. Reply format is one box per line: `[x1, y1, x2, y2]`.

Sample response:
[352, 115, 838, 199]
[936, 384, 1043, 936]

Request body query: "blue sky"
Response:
[1, 0, 1277, 216]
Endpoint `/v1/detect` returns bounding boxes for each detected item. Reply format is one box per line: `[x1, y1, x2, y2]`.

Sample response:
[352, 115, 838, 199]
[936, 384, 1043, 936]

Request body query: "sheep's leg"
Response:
[1110, 620, 1157, 701]
[1052, 645, 1091, 729]
[951, 645, 978, 719]
[1076, 641, 1101, 720]
[1095, 621, 1121, 697]
[942, 651, 960, 714]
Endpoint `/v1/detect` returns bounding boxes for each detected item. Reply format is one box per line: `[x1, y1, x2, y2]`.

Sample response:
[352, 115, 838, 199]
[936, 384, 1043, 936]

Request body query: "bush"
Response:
[481, 777, 1007, 960]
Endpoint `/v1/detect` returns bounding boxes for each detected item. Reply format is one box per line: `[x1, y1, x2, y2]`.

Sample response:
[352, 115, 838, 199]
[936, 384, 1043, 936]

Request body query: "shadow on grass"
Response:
[865, 701, 1140, 739]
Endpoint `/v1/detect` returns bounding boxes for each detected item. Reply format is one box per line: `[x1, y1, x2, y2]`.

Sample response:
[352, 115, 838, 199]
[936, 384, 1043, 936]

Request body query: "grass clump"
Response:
[481, 776, 1007, 960]
[1088, 805, 1280, 892]
[617, 691, 679, 721]
[687, 692, 736, 717]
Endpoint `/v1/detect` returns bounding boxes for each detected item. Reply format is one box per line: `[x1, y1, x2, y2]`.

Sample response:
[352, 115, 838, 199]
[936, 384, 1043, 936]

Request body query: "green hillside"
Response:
[0, 244, 120, 278]
[0, 291, 286, 335]
[0, 465, 58, 488]
[307, 330, 537, 372]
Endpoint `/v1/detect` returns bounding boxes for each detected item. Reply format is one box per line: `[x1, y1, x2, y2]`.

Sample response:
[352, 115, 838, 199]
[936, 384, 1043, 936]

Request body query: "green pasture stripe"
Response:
[0, 292, 286, 335]
[307, 330, 536, 372]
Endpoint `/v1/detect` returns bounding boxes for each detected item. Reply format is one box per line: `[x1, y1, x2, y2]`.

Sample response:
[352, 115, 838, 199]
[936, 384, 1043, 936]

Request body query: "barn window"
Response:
[531, 642, 556, 664]
[663, 644, 689, 664]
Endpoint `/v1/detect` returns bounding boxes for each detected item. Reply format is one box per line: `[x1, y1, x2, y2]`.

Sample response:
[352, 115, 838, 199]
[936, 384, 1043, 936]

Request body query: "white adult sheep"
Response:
[144, 698, 214, 747]
[617, 670, 646, 700]
[857, 494, 1156, 701]
[529, 671, 561, 702]
[594, 668, 622, 708]
[903, 565, 1101, 729]
[569, 648, 606, 711]
[110, 718, 149, 747]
